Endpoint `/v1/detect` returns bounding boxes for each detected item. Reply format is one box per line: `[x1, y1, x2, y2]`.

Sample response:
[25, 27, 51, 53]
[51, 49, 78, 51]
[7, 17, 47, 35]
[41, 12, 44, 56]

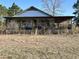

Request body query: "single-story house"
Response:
[4, 6, 74, 34]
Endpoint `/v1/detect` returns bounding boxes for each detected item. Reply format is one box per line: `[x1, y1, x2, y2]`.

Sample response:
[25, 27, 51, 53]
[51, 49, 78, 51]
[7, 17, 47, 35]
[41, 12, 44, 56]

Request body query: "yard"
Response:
[0, 34, 79, 59]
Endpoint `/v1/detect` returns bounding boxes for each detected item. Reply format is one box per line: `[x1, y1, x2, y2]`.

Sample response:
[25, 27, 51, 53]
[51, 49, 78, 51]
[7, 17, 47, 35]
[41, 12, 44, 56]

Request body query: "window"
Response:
[21, 23, 32, 30]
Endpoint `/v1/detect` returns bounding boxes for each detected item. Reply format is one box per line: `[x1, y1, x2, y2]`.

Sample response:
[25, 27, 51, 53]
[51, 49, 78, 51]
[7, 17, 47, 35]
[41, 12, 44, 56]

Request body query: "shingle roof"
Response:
[14, 6, 52, 17]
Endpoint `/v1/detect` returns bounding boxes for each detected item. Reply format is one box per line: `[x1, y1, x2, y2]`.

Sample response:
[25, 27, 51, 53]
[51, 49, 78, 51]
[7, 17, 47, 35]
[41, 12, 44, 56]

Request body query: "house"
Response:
[4, 6, 74, 34]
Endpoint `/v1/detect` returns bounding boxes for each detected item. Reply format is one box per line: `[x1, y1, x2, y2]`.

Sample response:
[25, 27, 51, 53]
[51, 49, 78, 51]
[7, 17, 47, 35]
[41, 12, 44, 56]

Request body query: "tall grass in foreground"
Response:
[0, 46, 79, 59]
[0, 34, 79, 59]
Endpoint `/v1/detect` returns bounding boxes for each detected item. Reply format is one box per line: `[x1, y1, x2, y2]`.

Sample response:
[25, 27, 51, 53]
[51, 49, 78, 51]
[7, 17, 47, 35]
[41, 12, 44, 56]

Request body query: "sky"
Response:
[0, 0, 76, 16]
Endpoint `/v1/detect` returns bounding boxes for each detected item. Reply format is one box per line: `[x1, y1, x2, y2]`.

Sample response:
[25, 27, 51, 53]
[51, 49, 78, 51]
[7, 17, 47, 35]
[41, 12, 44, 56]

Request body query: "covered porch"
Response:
[4, 16, 74, 35]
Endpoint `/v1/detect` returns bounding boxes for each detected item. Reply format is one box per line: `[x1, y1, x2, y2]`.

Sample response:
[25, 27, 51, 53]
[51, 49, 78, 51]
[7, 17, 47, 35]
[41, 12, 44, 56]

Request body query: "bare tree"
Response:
[42, 0, 62, 16]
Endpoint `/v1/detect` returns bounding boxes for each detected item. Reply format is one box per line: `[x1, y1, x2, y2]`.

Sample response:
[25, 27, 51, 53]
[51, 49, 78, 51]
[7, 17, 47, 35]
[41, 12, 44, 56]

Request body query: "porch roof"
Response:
[4, 16, 74, 23]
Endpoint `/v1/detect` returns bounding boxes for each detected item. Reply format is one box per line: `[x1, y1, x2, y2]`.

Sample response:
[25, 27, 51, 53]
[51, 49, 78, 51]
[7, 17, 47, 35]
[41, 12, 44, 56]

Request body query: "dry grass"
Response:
[0, 34, 79, 59]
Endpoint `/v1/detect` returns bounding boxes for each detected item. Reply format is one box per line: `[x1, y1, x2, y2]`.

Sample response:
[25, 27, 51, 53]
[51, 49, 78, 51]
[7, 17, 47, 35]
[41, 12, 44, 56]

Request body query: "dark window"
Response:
[21, 23, 32, 30]
[25, 24, 32, 30]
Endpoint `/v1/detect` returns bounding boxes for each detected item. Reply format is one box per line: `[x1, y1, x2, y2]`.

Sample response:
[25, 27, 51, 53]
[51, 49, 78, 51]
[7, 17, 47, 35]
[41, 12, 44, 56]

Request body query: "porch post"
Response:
[48, 20, 51, 34]
[57, 23, 60, 34]
[35, 27, 38, 35]
[18, 20, 22, 34]
[34, 18, 38, 35]
[5, 19, 8, 34]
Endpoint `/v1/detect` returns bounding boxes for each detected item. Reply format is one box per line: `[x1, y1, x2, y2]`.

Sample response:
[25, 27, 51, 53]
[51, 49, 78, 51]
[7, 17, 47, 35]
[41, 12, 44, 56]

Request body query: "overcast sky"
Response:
[0, 0, 76, 16]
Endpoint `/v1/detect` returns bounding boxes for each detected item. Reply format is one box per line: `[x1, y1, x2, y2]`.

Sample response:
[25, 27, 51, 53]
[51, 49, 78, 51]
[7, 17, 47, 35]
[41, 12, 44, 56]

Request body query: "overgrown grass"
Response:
[0, 46, 79, 59]
[0, 34, 79, 59]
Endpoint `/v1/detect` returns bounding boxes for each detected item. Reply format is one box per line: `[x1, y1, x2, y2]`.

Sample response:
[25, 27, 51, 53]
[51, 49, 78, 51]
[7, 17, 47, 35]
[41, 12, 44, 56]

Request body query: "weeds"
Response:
[0, 35, 78, 59]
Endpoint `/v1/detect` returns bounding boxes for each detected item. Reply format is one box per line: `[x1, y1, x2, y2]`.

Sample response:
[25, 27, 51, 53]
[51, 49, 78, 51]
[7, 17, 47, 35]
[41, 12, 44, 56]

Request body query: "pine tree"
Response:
[73, 0, 79, 26]
[7, 3, 23, 16]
